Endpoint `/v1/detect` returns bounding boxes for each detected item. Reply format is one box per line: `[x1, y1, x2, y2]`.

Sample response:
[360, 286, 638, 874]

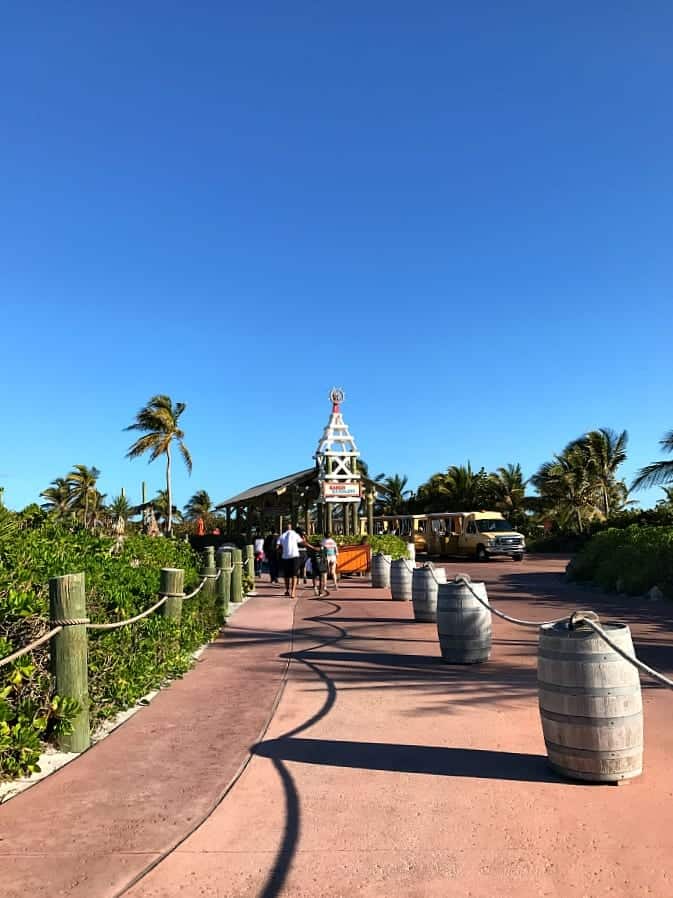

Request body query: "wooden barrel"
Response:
[537, 621, 643, 782]
[436, 580, 492, 663]
[390, 559, 414, 601]
[371, 554, 392, 589]
[412, 566, 446, 622]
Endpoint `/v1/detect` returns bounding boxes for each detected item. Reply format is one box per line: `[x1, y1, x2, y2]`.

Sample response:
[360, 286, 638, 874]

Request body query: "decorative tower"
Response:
[315, 388, 362, 534]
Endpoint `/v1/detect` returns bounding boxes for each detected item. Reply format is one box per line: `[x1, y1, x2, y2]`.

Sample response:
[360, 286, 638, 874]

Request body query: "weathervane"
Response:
[330, 387, 345, 413]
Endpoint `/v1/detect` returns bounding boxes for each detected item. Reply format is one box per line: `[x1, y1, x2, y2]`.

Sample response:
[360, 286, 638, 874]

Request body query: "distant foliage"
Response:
[567, 525, 673, 598]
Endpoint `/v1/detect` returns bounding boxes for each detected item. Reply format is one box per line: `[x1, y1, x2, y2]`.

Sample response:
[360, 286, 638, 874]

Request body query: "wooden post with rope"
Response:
[217, 549, 232, 619]
[201, 546, 217, 606]
[232, 548, 243, 603]
[245, 544, 257, 595]
[49, 572, 90, 752]
[160, 568, 184, 622]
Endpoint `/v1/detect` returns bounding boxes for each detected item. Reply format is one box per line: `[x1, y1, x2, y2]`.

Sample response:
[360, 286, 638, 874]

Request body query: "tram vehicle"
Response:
[368, 511, 525, 561]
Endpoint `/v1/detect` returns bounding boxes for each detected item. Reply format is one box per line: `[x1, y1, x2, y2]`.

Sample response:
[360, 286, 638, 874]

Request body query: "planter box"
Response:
[337, 543, 371, 575]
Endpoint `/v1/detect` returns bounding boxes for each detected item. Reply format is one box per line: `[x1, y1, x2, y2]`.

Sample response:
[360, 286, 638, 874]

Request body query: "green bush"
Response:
[306, 532, 409, 560]
[0, 519, 220, 779]
[567, 525, 673, 598]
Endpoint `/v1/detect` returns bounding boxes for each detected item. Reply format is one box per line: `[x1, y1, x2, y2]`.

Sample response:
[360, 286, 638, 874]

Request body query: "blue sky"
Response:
[1, 3, 671, 512]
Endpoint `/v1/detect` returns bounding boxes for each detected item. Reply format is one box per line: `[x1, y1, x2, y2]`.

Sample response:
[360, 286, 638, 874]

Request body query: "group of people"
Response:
[253, 523, 339, 600]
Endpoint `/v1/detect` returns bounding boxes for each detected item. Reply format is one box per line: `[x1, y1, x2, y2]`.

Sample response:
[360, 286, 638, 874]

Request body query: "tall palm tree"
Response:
[632, 430, 673, 492]
[40, 477, 74, 519]
[125, 395, 192, 535]
[579, 428, 628, 518]
[67, 465, 101, 528]
[382, 474, 411, 514]
[183, 489, 213, 521]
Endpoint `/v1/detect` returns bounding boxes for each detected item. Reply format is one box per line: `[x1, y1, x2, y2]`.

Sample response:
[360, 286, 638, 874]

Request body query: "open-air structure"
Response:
[216, 390, 380, 536]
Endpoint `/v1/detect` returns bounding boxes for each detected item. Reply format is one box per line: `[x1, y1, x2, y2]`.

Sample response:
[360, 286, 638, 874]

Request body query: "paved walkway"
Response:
[3, 557, 673, 897]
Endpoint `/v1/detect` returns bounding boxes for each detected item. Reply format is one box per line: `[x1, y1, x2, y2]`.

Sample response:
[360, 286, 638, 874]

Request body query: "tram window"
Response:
[417, 520, 426, 533]
[466, 521, 477, 535]
[431, 519, 444, 534]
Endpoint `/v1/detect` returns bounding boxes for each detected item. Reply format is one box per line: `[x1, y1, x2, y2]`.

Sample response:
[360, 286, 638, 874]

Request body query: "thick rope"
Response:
[87, 596, 168, 630]
[456, 574, 673, 690]
[426, 563, 444, 586]
[0, 627, 63, 668]
[581, 618, 673, 690]
[51, 618, 90, 627]
[181, 577, 208, 601]
[454, 573, 570, 628]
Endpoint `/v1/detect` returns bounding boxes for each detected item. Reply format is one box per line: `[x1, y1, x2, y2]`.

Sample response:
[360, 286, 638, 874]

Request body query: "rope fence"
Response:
[0, 626, 63, 669]
[452, 572, 673, 691]
[86, 596, 168, 631]
[0, 544, 256, 754]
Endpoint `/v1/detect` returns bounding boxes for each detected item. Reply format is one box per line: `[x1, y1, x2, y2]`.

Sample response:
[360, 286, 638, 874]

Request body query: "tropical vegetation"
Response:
[0, 515, 217, 780]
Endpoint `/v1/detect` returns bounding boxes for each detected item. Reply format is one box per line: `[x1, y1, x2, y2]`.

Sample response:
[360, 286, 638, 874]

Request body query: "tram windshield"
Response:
[476, 518, 515, 533]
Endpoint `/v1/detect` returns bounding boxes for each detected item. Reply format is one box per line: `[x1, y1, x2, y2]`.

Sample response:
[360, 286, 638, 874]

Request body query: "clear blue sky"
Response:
[1, 3, 671, 512]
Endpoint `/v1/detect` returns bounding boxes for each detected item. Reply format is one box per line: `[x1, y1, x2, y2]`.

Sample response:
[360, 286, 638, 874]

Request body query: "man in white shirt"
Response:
[277, 522, 304, 598]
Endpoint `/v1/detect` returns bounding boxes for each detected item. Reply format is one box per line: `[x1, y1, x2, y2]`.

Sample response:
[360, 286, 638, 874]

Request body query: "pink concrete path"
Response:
[0, 596, 296, 898]
[3, 558, 673, 898]
[129, 558, 673, 898]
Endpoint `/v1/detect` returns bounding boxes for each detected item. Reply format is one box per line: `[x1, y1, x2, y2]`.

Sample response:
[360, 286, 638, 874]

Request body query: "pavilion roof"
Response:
[215, 467, 317, 508]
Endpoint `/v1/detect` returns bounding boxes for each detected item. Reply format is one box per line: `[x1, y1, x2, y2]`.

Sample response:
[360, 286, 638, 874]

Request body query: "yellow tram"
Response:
[367, 511, 525, 561]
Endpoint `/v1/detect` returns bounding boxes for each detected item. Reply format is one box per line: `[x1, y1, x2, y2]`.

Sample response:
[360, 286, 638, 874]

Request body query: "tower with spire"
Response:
[315, 388, 361, 534]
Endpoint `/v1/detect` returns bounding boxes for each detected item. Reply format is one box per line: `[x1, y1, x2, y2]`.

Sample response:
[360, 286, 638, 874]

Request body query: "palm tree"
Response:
[439, 463, 494, 512]
[183, 489, 213, 521]
[152, 489, 183, 529]
[579, 428, 628, 518]
[490, 463, 530, 527]
[108, 493, 131, 533]
[632, 430, 673, 492]
[656, 485, 673, 509]
[125, 395, 192, 535]
[67, 465, 101, 528]
[382, 474, 412, 514]
[532, 447, 600, 533]
[40, 477, 74, 519]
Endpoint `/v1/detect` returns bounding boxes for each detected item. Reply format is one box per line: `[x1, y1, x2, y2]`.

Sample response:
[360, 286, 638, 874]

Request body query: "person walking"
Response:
[277, 522, 304, 598]
[264, 530, 280, 583]
[304, 538, 329, 597]
[321, 531, 339, 590]
[253, 533, 265, 577]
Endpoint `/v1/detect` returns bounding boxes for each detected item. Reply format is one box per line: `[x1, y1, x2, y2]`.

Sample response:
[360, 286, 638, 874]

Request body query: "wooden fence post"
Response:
[160, 568, 184, 622]
[49, 572, 90, 752]
[245, 544, 257, 596]
[232, 548, 243, 603]
[217, 549, 231, 619]
[201, 546, 217, 602]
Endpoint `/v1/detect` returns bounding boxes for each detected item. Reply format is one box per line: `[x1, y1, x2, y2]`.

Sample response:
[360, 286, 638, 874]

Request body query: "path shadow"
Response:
[253, 736, 561, 784]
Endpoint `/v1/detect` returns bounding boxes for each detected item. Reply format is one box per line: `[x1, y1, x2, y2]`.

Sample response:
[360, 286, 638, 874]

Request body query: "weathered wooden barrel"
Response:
[436, 580, 492, 663]
[371, 554, 392, 589]
[412, 566, 446, 621]
[390, 559, 414, 601]
[537, 620, 643, 782]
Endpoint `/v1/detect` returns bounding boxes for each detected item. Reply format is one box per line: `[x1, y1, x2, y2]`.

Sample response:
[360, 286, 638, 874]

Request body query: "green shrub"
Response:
[567, 525, 673, 598]
[306, 532, 409, 560]
[0, 520, 219, 779]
